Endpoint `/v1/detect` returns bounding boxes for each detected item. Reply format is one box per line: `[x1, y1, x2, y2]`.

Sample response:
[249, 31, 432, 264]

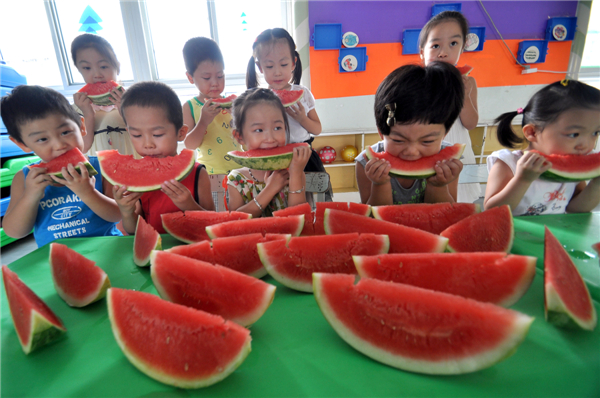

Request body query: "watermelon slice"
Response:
[227, 142, 310, 170]
[273, 89, 304, 107]
[257, 233, 390, 292]
[49, 243, 111, 307]
[273, 203, 315, 236]
[2, 266, 67, 354]
[544, 227, 597, 330]
[441, 205, 514, 253]
[150, 251, 276, 326]
[324, 209, 448, 253]
[365, 143, 466, 179]
[313, 273, 534, 375]
[372, 203, 480, 235]
[167, 233, 290, 278]
[354, 253, 536, 307]
[457, 65, 474, 76]
[28, 148, 98, 178]
[78, 81, 122, 106]
[206, 215, 305, 239]
[162, 211, 252, 243]
[528, 150, 600, 182]
[211, 94, 237, 109]
[314, 202, 371, 235]
[107, 288, 251, 388]
[97, 149, 196, 192]
[133, 215, 161, 267]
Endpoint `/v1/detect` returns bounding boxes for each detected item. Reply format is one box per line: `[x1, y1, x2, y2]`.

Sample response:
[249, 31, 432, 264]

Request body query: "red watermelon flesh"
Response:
[365, 143, 466, 178]
[273, 203, 315, 235]
[206, 215, 305, 239]
[314, 202, 371, 235]
[324, 209, 448, 253]
[258, 233, 390, 292]
[97, 149, 196, 192]
[133, 215, 162, 267]
[354, 253, 536, 307]
[313, 273, 534, 375]
[167, 233, 289, 278]
[372, 203, 480, 235]
[211, 94, 237, 108]
[162, 211, 252, 243]
[49, 243, 111, 307]
[544, 227, 597, 330]
[441, 205, 514, 253]
[107, 288, 251, 388]
[150, 251, 276, 327]
[457, 65, 474, 75]
[530, 150, 600, 182]
[29, 148, 98, 178]
[78, 81, 122, 106]
[273, 89, 304, 107]
[227, 142, 310, 171]
[2, 266, 67, 354]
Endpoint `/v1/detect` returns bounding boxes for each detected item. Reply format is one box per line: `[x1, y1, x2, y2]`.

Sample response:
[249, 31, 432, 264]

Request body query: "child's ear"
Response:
[419, 48, 424, 60]
[9, 136, 32, 153]
[232, 129, 244, 145]
[522, 124, 538, 143]
[177, 125, 189, 141]
[185, 72, 194, 84]
[79, 116, 87, 137]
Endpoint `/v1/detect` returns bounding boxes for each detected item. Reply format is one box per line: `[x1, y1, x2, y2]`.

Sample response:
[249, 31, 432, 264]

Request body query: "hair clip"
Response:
[561, 78, 569, 87]
[385, 103, 396, 127]
[517, 108, 524, 114]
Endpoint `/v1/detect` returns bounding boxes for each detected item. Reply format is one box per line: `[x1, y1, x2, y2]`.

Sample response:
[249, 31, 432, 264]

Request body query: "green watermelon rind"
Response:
[84, 84, 123, 106]
[133, 216, 162, 267]
[206, 215, 305, 240]
[212, 95, 237, 109]
[274, 89, 304, 107]
[162, 211, 253, 244]
[527, 150, 600, 182]
[312, 273, 535, 375]
[226, 143, 310, 171]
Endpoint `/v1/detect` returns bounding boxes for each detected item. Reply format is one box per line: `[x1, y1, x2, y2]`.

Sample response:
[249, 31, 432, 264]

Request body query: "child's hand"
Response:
[113, 185, 143, 215]
[288, 145, 312, 173]
[286, 102, 307, 124]
[364, 158, 391, 186]
[23, 167, 52, 201]
[51, 163, 96, 198]
[515, 151, 552, 183]
[73, 92, 94, 116]
[427, 159, 463, 187]
[108, 86, 125, 111]
[161, 180, 196, 210]
[264, 169, 290, 193]
[199, 99, 221, 126]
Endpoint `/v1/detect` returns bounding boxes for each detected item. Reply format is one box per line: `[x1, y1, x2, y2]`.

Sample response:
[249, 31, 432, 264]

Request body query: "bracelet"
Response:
[253, 197, 263, 211]
[289, 186, 305, 194]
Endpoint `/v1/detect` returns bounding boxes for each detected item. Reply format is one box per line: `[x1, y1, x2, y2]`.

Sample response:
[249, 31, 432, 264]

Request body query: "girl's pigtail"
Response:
[494, 111, 523, 148]
[292, 50, 302, 85]
[246, 56, 258, 89]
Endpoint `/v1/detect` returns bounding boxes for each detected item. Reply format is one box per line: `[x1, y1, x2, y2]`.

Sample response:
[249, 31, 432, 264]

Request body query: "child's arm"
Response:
[183, 100, 221, 149]
[160, 168, 216, 212]
[112, 185, 143, 234]
[2, 169, 51, 239]
[565, 178, 600, 213]
[287, 145, 311, 207]
[287, 104, 322, 136]
[460, 76, 479, 130]
[356, 159, 394, 205]
[484, 152, 551, 210]
[423, 159, 463, 203]
[228, 170, 289, 218]
[73, 94, 96, 153]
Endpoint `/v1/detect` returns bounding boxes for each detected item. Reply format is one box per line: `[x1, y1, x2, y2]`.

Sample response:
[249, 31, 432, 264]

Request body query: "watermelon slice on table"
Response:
[107, 288, 252, 388]
[544, 227, 597, 331]
[211, 94, 237, 109]
[150, 251, 276, 326]
[529, 150, 600, 182]
[78, 80, 122, 106]
[97, 149, 196, 192]
[49, 243, 111, 307]
[457, 65, 474, 75]
[273, 203, 315, 235]
[273, 89, 304, 107]
[365, 143, 466, 179]
[2, 266, 67, 354]
[28, 148, 98, 178]
[372, 203, 480, 235]
[133, 216, 161, 267]
[227, 142, 310, 170]
[258, 233, 389, 292]
[324, 209, 448, 253]
[440, 205, 514, 253]
[353, 252, 536, 307]
[162, 211, 252, 243]
[206, 215, 305, 239]
[313, 273, 534, 375]
[314, 202, 371, 235]
[167, 233, 290, 278]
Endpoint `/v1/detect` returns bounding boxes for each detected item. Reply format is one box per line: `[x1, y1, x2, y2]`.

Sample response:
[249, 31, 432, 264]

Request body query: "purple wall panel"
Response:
[308, 1, 578, 44]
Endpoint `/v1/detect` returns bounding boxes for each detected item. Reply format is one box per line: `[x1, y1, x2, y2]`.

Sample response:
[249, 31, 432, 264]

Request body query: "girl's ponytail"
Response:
[494, 111, 523, 148]
[246, 56, 258, 89]
[292, 50, 302, 85]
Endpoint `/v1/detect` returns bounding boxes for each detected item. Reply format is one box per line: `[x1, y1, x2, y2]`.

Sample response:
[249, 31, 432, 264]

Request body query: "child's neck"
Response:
[247, 168, 267, 182]
[269, 83, 292, 91]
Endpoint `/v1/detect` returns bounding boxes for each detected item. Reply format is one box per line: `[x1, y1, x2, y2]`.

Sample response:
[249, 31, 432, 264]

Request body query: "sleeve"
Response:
[487, 149, 517, 174]
[299, 85, 316, 112]
[72, 103, 84, 116]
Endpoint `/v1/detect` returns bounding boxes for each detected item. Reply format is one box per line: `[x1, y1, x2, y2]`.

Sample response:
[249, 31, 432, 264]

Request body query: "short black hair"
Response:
[71, 33, 120, 74]
[232, 88, 290, 143]
[374, 62, 464, 135]
[120, 81, 183, 131]
[182, 37, 224, 75]
[0, 85, 81, 144]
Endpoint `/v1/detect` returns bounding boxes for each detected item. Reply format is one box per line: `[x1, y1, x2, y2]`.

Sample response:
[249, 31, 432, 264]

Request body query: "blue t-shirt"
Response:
[21, 156, 122, 247]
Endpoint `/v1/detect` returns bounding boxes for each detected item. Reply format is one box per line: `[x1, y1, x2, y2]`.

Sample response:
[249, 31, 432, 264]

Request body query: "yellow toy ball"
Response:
[341, 145, 358, 162]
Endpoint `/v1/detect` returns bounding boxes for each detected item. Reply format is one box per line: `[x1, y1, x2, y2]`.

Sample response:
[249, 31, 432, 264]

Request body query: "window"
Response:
[580, 1, 599, 88]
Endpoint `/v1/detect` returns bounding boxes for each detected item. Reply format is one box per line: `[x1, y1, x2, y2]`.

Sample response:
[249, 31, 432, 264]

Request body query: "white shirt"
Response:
[287, 84, 316, 143]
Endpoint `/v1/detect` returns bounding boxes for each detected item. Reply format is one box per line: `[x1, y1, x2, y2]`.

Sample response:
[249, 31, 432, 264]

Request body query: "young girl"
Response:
[227, 88, 311, 217]
[419, 11, 480, 203]
[355, 62, 465, 206]
[485, 80, 600, 215]
[71, 34, 137, 157]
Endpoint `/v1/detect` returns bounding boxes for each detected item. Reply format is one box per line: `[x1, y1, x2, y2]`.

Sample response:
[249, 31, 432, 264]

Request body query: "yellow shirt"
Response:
[187, 97, 238, 175]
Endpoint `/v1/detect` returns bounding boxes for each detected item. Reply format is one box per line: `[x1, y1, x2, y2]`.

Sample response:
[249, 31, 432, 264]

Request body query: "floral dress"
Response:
[227, 170, 288, 217]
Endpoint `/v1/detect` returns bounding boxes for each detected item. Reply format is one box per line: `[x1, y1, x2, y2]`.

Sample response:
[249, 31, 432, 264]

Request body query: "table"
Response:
[2, 213, 599, 397]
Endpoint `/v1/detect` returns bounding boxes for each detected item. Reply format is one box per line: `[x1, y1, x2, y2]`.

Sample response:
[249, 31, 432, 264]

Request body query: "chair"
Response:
[305, 172, 332, 205]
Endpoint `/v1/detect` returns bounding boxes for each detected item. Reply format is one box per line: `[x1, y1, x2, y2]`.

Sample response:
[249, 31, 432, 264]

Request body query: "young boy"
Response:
[1, 85, 122, 247]
[113, 81, 215, 235]
[355, 62, 465, 205]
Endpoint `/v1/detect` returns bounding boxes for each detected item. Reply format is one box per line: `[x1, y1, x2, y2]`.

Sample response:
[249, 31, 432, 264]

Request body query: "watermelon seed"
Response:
[381, 320, 385, 325]
[184, 363, 189, 371]
[166, 336, 170, 344]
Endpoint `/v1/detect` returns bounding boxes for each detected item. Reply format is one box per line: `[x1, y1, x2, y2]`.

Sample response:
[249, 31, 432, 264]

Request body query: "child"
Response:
[355, 62, 465, 206]
[226, 88, 311, 217]
[0, 85, 123, 247]
[182, 37, 238, 177]
[71, 34, 137, 158]
[113, 81, 215, 234]
[484, 80, 600, 215]
[419, 11, 480, 203]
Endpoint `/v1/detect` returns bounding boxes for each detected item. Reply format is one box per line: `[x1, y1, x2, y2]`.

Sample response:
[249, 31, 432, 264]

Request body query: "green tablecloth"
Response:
[2, 213, 599, 397]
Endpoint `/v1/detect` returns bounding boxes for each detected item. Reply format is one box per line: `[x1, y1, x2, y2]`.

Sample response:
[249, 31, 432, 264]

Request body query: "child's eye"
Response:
[217, 75, 224, 79]
[36, 137, 48, 143]
[61, 130, 73, 136]
[130, 134, 141, 138]
[281, 64, 288, 67]
[451, 41, 459, 47]
[431, 44, 439, 49]
[203, 77, 210, 81]
[593, 131, 600, 136]
[566, 133, 579, 138]
[253, 128, 263, 133]
[274, 126, 282, 131]
[265, 66, 273, 69]
[153, 134, 164, 138]
[422, 140, 435, 145]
